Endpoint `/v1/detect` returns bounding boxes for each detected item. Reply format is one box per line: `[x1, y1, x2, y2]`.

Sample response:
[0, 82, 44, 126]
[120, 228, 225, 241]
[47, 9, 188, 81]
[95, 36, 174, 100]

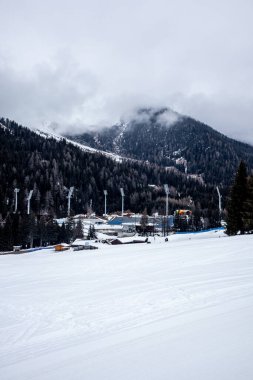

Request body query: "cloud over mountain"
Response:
[0, 0, 253, 143]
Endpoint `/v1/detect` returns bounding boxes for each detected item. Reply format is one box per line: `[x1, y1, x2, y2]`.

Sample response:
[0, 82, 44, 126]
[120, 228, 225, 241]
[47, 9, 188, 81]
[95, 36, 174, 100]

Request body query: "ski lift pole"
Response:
[120, 188, 125, 216]
[27, 190, 33, 215]
[14, 188, 20, 214]
[67, 187, 74, 217]
[164, 184, 169, 234]
[216, 186, 222, 224]
[104, 190, 108, 215]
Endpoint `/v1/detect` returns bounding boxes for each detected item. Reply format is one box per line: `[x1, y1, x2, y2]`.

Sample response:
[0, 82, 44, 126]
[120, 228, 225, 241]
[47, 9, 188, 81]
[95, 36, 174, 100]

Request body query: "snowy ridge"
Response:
[32, 126, 161, 167]
[33, 127, 124, 163]
[33, 127, 205, 184]
[2, 121, 206, 184]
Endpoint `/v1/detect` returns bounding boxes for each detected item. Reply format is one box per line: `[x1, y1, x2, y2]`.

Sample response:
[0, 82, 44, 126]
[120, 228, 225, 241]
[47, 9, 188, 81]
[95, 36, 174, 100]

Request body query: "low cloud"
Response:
[156, 109, 181, 128]
[1, 55, 253, 145]
[0, 0, 253, 143]
[167, 92, 253, 144]
[0, 55, 98, 132]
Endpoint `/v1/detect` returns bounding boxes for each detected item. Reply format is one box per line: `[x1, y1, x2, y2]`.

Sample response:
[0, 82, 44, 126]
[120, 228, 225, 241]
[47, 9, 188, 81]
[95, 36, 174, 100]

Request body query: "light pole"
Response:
[67, 186, 74, 217]
[216, 186, 222, 224]
[103, 190, 108, 216]
[14, 188, 20, 213]
[164, 184, 169, 235]
[120, 188, 125, 216]
[27, 190, 33, 215]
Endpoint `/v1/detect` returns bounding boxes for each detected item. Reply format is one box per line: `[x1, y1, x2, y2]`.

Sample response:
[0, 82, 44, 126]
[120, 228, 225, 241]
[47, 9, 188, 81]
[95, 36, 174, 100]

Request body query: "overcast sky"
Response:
[0, 0, 253, 143]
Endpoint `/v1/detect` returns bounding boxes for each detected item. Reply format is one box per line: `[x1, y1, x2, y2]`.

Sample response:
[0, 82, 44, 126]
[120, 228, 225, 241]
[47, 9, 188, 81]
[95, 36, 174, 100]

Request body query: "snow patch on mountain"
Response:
[0, 122, 7, 131]
[33, 127, 124, 163]
[112, 122, 129, 154]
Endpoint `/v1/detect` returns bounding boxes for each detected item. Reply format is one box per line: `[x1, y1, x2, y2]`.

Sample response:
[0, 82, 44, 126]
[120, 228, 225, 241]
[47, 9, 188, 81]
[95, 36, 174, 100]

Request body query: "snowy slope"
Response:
[112, 122, 129, 154]
[0, 233, 253, 380]
[33, 127, 124, 162]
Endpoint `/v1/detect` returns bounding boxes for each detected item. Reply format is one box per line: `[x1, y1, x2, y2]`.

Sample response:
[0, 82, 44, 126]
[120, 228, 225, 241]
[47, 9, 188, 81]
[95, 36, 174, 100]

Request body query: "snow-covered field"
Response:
[0, 231, 253, 380]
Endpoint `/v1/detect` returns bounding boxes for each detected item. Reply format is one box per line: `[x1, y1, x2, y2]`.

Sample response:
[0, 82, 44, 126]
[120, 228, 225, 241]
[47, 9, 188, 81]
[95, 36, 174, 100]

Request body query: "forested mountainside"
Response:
[0, 118, 221, 221]
[66, 108, 253, 186]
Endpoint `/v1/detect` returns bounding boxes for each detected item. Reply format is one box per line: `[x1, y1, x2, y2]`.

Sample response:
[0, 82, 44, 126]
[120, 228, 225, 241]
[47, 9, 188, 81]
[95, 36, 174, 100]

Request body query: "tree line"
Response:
[2, 117, 249, 251]
[0, 118, 223, 218]
[0, 214, 86, 251]
[226, 161, 253, 235]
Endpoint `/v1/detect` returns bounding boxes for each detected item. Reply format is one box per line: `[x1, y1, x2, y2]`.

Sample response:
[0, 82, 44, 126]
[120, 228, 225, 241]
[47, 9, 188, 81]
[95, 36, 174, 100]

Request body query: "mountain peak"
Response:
[65, 109, 253, 186]
[121, 107, 182, 128]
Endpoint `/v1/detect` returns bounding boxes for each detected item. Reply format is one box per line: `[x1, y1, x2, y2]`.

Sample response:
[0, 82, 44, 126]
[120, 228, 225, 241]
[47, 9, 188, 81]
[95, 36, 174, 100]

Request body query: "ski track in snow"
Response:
[0, 233, 253, 379]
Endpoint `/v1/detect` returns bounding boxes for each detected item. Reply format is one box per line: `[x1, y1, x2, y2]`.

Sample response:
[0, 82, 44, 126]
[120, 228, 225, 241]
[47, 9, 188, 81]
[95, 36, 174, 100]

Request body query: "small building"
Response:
[71, 239, 98, 250]
[54, 243, 70, 252]
[110, 236, 148, 245]
[13, 245, 22, 252]
[174, 209, 193, 231]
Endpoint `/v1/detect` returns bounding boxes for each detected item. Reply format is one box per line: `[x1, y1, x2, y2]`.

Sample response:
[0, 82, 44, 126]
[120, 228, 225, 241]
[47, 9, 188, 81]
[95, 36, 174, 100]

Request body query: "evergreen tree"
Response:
[37, 215, 48, 246]
[22, 214, 38, 248]
[1, 214, 13, 251]
[87, 224, 95, 240]
[12, 214, 23, 246]
[45, 218, 59, 245]
[193, 202, 202, 230]
[242, 175, 253, 233]
[0, 225, 3, 251]
[226, 161, 248, 235]
[72, 219, 84, 240]
[58, 222, 68, 243]
[65, 218, 74, 243]
[140, 208, 148, 235]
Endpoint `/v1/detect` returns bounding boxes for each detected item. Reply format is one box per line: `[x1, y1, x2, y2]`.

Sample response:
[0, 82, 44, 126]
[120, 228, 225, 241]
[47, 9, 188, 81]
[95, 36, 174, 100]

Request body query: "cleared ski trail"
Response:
[0, 233, 253, 379]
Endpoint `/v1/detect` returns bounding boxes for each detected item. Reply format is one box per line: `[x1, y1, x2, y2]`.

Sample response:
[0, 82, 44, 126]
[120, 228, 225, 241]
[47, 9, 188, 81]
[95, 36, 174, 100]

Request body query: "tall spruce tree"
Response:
[140, 208, 148, 235]
[1, 214, 13, 251]
[226, 161, 248, 235]
[242, 175, 253, 233]
[87, 224, 95, 240]
[58, 222, 68, 243]
[73, 219, 84, 240]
